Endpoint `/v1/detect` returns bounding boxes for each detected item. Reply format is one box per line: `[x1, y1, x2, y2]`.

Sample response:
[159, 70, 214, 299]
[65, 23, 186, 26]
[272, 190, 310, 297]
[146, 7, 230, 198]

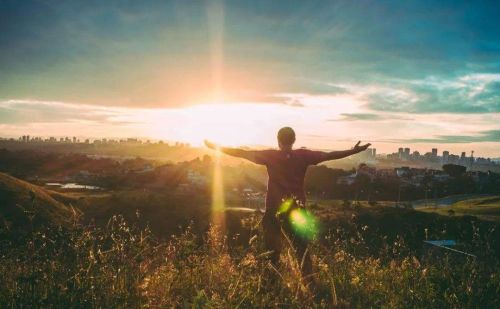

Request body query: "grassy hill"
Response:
[0, 184, 499, 307]
[0, 172, 77, 231]
[1, 201, 499, 307]
[417, 195, 500, 222]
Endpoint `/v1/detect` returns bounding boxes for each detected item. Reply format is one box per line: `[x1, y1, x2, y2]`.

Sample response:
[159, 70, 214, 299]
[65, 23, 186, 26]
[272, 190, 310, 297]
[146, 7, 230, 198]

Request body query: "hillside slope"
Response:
[416, 195, 500, 222]
[0, 172, 76, 231]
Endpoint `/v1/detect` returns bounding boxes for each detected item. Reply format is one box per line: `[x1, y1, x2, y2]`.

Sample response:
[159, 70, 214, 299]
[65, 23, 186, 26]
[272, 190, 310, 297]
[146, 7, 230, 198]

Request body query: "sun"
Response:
[147, 102, 292, 147]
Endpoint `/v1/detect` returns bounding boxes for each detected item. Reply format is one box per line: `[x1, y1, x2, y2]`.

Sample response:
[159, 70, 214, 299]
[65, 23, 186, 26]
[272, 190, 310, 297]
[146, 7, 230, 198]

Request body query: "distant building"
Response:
[134, 164, 154, 174]
[442, 151, 450, 163]
[432, 148, 438, 158]
[412, 151, 420, 160]
[187, 170, 207, 187]
[402, 147, 410, 161]
[395, 166, 411, 177]
[448, 154, 459, 164]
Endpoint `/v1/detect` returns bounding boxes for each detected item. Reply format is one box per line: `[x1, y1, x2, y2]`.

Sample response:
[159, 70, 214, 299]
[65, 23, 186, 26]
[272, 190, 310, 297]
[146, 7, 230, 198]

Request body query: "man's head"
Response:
[277, 127, 295, 150]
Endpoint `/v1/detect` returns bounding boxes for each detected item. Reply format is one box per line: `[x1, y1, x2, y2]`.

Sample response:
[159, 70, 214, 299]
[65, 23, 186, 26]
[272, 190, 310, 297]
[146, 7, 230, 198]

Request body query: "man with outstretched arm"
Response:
[205, 127, 371, 286]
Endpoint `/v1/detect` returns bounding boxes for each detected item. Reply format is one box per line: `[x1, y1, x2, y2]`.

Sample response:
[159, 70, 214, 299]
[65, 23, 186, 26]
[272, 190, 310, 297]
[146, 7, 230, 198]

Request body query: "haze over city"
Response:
[1, 0, 499, 156]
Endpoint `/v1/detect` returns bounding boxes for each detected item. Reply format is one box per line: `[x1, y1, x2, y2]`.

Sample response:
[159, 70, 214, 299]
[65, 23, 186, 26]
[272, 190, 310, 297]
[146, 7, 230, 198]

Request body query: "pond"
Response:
[45, 182, 101, 190]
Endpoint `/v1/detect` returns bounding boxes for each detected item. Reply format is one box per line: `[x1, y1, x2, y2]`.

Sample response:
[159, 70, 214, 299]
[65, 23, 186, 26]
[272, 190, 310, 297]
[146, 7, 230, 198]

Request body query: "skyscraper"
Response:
[404, 148, 410, 160]
[443, 151, 449, 163]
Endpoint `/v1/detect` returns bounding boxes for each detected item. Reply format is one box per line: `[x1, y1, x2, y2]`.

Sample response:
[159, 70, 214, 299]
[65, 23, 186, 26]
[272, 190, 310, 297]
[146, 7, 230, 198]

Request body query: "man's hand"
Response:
[352, 141, 371, 153]
[318, 141, 373, 162]
[204, 139, 219, 150]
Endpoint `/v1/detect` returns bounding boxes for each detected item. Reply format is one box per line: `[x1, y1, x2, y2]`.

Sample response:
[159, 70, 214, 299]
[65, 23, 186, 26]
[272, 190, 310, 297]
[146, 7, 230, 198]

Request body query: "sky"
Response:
[1, 0, 499, 156]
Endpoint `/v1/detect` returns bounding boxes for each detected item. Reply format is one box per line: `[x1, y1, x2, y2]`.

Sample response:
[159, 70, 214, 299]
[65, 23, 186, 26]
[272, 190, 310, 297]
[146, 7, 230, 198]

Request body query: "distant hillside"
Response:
[0, 172, 77, 231]
[417, 195, 500, 222]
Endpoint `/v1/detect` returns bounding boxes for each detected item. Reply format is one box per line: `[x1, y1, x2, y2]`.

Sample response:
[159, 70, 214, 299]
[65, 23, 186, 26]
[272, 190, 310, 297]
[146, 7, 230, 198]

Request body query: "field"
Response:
[1, 173, 499, 307]
[416, 195, 500, 222]
[1, 213, 498, 308]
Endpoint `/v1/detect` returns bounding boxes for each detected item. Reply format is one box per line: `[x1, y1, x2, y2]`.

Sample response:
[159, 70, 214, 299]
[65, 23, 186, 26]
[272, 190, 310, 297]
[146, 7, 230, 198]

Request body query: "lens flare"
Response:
[277, 198, 294, 215]
[288, 208, 318, 240]
[211, 150, 225, 228]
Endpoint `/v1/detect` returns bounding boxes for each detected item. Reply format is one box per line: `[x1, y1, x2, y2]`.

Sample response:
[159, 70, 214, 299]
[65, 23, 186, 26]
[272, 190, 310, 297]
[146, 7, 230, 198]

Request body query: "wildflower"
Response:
[334, 251, 345, 262]
[412, 256, 421, 268]
[351, 276, 360, 286]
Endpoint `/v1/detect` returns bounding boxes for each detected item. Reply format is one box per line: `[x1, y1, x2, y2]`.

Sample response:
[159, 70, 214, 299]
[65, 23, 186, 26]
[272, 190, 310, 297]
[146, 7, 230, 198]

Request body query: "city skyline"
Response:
[3, 133, 498, 161]
[1, 1, 499, 156]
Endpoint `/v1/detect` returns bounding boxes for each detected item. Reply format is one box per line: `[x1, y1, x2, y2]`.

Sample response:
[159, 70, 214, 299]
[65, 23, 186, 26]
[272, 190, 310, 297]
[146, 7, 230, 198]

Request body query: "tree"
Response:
[442, 164, 466, 178]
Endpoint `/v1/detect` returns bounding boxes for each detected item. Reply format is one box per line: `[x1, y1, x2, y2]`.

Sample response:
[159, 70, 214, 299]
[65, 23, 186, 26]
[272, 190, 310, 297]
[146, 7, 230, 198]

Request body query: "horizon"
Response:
[1, 132, 498, 160]
[1, 1, 499, 156]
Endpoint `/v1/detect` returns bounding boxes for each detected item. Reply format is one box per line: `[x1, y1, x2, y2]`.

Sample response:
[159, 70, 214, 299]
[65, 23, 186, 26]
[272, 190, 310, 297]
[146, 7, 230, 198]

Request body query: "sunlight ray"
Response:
[211, 148, 225, 228]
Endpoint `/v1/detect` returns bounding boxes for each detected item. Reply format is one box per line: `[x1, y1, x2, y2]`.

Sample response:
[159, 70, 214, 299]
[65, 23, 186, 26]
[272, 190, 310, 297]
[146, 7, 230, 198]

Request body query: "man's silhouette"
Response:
[205, 127, 370, 282]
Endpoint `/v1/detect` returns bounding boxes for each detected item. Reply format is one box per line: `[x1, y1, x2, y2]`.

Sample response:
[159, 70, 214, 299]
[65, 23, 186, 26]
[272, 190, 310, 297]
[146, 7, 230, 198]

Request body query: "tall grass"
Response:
[1, 211, 498, 308]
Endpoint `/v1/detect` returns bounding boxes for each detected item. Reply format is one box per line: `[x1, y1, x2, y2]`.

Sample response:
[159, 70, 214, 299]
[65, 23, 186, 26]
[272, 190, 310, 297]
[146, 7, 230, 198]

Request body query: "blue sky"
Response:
[1, 0, 499, 155]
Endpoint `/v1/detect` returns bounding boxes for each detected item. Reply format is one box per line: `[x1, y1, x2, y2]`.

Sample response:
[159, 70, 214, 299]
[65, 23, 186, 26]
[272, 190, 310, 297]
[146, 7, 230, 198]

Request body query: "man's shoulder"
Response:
[258, 148, 279, 154]
[292, 148, 315, 159]
[293, 147, 326, 163]
[254, 148, 279, 158]
[294, 147, 314, 153]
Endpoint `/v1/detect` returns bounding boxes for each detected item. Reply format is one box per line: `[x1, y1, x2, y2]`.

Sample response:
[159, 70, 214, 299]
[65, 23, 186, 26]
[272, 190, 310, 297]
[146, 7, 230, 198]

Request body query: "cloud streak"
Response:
[325, 73, 500, 114]
[334, 113, 414, 122]
[397, 130, 500, 144]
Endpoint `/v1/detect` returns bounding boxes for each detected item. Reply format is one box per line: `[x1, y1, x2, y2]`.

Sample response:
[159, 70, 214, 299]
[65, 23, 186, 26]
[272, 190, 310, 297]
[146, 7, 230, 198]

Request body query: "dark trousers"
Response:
[262, 212, 313, 280]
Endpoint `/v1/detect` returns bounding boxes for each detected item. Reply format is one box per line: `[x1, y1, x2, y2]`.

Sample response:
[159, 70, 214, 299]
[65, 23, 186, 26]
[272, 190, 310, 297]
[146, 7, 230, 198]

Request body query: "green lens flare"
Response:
[288, 208, 318, 240]
[277, 199, 294, 215]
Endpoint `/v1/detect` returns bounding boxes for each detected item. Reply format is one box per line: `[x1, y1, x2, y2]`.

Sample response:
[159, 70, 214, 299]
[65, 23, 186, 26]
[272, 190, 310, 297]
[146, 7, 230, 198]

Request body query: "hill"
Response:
[0, 172, 77, 231]
[416, 195, 500, 222]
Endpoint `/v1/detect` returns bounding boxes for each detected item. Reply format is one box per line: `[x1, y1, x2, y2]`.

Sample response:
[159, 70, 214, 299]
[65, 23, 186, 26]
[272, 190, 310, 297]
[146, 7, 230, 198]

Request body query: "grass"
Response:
[1, 204, 499, 308]
[1, 175, 499, 307]
[419, 196, 500, 222]
[0, 172, 77, 230]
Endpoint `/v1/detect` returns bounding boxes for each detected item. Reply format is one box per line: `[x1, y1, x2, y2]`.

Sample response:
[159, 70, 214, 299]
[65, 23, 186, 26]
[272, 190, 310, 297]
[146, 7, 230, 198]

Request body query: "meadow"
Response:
[417, 196, 500, 222]
[1, 197, 499, 308]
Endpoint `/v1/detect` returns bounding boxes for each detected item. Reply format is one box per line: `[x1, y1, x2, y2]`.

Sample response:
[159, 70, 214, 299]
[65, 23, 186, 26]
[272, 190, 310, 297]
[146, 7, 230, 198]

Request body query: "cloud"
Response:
[394, 130, 500, 144]
[327, 73, 500, 114]
[335, 113, 413, 121]
[340, 113, 382, 121]
[1, 1, 500, 109]
[0, 100, 142, 125]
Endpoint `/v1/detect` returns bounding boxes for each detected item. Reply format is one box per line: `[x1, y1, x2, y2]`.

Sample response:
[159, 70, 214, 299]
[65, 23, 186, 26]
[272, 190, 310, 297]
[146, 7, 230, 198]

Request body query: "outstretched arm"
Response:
[204, 140, 265, 164]
[316, 141, 371, 163]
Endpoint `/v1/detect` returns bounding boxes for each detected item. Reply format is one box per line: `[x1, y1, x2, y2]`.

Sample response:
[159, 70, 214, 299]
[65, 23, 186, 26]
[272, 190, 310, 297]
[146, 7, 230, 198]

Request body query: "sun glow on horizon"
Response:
[144, 102, 303, 147]
[143, 91, 364, 148]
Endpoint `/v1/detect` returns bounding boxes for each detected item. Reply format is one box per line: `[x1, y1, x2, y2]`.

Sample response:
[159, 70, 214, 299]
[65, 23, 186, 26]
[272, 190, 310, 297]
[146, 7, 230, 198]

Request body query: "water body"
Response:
[46, 183, 101, 190]
[411, 194, 494, 209]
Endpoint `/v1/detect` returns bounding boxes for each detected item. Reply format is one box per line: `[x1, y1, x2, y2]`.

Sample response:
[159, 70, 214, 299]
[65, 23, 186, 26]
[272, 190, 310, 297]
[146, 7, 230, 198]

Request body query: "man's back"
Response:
[251, 148, 324, 213]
